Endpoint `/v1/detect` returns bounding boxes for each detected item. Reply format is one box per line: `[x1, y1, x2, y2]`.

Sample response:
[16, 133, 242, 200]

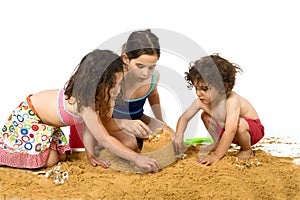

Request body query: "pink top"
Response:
[57, 89, 83, 126]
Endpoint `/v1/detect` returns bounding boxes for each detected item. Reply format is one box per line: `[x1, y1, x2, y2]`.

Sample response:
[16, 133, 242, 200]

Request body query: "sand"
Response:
[1, 137, 300, 200]
[98, 130, 176, 173]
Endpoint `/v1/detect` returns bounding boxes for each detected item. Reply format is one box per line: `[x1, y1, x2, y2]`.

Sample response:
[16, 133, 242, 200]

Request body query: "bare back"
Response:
[30, 89, 77, 127]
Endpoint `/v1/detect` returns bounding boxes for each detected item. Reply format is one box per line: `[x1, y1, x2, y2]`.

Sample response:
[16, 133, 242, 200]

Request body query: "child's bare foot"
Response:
[235, 149, 254, 160]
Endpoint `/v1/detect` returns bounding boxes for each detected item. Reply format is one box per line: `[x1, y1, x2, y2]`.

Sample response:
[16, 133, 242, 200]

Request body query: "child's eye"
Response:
[195, 86, 210, 91]
[202, 86, 209, 91]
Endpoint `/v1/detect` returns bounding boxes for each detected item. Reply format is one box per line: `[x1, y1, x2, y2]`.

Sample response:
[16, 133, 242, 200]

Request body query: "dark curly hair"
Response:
[185, 54, 242, 96]
[64, 49, 124, 120]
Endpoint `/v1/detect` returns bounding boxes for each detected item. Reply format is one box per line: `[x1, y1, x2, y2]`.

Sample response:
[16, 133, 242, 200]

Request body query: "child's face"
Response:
[123, 54, 158, 82]
[193, 80, 219, 104]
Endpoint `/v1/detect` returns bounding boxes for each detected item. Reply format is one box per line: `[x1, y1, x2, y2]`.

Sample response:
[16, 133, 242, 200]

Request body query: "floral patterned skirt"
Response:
[0, 95, 70, 168]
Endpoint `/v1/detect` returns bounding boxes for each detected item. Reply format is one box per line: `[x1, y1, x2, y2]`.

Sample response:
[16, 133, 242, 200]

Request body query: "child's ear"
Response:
[122, 53, 129, 65]
[224, 82, 230, 91]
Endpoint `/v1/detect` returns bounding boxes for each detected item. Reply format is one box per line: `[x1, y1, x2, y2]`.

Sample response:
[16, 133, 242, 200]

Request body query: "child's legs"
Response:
[200, 112, 220, 152]
[110, 131, 138, 151]
[235, 118, 252, 151]
[201, 112, 220, 142]
[234, 118, 254, 160]
[45, 149, 66, 168]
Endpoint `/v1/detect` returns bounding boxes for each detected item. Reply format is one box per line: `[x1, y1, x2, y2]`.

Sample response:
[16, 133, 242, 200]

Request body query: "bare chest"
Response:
[202, 102, 227, 128]
[124, 82, 152, 100]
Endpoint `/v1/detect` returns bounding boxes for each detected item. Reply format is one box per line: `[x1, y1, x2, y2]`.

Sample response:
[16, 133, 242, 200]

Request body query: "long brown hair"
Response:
[64, 49, 123, 119]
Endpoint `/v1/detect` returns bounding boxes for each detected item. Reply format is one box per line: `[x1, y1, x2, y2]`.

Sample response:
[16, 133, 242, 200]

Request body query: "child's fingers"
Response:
[131, 122, 152, 138]
[197, 156, 212, 166]
[96, 161, 110, 168]
[137, 121, 152, 135]
[145, 159, 160, 172]
[89, 158, 110, 168]
[134, 124, 149, 138]
[197, 158, 208, 165]
[172, 142, 181, 155]
[97, 160, 110, 168]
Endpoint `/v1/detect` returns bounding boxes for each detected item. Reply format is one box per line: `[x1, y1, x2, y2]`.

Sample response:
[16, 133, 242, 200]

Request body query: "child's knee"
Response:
[238, 119, 249, 134]
[45, 149, 60, 167]
[59, 153, 67, 162]
[123, 139, 138, 151]
[201, 112, 209, 120]
[201, 112, 211, 125]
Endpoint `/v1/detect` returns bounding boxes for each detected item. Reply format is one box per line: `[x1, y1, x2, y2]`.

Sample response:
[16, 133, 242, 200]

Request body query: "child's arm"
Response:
[198, 96, 240, 165]
[148, 86, 163, 121]
[174, 99, 200, 154]
[148, 70, 163, 121]
[80, 107, 159, 172]
[82, 125, 110, 167]
[103, 117, 152, 138]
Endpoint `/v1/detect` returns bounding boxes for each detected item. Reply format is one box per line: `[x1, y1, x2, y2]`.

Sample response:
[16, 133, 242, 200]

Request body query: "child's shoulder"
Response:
[228, 91, 240, 98]
[153, 69, 160, 81]
[226, 91, 242, 103]
[227, 91, 250, 105]
[32, 89, 59, 98]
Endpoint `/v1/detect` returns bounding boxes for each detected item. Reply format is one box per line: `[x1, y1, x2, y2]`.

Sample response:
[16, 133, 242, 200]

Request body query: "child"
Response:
[174, 54, 264, 165]
[0, 49, 159, 172]
[106, 29, 167, 151]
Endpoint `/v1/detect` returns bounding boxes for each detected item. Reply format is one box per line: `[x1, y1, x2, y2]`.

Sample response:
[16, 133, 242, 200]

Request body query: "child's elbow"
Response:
[180, 114, 191, 124]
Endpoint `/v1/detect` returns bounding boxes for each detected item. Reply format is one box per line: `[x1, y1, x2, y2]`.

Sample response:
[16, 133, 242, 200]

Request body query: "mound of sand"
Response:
[98, 128, 175, 173]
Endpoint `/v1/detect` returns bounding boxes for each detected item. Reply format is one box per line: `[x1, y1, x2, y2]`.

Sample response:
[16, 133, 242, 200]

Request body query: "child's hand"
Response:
[86, 153, 110, 168]
[172, 133, 184, 155]
[133, 154, 160, 173]
[197, 153, 220, 166]
[119, 119, 152, 138]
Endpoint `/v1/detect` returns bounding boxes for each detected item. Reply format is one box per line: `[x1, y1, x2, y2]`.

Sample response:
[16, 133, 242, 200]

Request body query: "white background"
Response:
[1, 0, 299, 141]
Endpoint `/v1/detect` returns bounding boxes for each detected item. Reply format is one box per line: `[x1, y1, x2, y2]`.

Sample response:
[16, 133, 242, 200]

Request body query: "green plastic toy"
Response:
[184, 137, 213, 145]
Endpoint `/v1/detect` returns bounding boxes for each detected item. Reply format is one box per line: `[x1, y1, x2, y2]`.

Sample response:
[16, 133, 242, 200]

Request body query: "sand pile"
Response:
[98, 128, 175, 173]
